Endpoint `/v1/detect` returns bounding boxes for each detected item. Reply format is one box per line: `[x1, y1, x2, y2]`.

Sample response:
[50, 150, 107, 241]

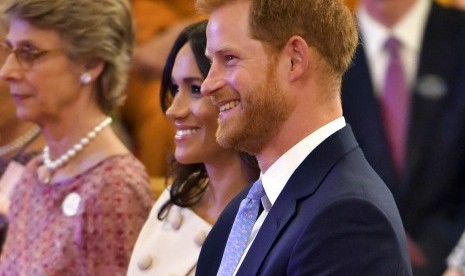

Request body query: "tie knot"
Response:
[247, 179, 265, 200]
[384, 37, 401, 54]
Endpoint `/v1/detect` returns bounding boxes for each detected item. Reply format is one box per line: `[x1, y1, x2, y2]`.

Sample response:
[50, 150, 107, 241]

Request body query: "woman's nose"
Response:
[0, 52, 23, 82]
[166, 92, 190, 120]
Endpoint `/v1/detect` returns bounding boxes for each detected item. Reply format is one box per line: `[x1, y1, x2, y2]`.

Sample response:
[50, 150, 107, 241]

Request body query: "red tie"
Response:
[381, 37, 409, 176]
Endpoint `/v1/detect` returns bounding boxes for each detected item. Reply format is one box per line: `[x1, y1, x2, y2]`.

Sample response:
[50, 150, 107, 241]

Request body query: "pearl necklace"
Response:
[42, 116, 112, 171]
[0, 125, 41, 157]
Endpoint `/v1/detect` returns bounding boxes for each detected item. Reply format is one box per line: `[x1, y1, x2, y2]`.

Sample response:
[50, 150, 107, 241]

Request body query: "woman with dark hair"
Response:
[127, 20, 259, 275]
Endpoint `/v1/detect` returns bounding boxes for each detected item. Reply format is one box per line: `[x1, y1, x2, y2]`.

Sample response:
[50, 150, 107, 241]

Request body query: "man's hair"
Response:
[197, 0, 358, 78]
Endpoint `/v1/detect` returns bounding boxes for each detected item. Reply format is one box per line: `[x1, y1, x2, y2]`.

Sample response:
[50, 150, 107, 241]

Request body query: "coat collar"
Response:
[237, 125, 359, 274]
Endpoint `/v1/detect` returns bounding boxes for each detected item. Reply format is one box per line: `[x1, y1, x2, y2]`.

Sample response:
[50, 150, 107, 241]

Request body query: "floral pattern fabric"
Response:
[0, 154, 153, 276]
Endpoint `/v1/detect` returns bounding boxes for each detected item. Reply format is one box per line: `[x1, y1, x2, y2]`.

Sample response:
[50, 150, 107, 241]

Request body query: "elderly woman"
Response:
[0, 15, 43, 177]
[0, 0, 44, 200]
[0, 0, 153, 274]
[127, 20, 259, 275]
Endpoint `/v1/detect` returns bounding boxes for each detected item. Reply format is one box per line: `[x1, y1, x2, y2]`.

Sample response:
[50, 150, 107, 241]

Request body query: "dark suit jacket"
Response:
[196, 126, 412, 275]
[342, 3, 465, 276]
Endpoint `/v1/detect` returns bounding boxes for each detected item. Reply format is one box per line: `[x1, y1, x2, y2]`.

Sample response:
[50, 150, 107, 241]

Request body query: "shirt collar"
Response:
[261, 117, 346, 208]
[357, 0, 431, 55]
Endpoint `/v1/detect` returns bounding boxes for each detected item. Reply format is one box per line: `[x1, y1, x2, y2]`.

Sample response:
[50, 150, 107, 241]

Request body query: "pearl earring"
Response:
[80, 72, 92, 84]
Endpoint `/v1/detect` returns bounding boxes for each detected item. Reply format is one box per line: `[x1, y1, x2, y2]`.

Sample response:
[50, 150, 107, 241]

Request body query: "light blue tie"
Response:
[217, 179, 265, 276]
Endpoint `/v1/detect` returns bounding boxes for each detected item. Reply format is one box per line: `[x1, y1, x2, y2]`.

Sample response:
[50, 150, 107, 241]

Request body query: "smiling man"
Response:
[195, 0, 412, 275]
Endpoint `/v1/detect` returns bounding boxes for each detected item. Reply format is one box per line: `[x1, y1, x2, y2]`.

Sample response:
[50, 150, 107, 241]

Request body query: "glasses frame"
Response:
[0, 42, 64, 70]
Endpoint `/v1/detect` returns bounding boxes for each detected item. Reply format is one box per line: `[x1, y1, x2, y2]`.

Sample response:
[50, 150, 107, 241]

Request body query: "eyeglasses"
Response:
[0, 42, 64, 70]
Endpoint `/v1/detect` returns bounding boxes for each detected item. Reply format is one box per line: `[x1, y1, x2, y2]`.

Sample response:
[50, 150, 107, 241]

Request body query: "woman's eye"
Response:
[191, 85, 201, 94]
[17, 47, 38, 63]
[170, 84, 179, 96]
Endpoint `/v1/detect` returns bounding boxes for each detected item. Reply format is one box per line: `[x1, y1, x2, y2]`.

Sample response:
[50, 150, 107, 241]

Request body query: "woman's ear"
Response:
[81, 60, 105, 85]
[285, 36, 309, 82]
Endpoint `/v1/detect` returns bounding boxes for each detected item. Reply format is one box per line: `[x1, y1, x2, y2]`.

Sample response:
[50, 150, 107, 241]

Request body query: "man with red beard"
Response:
[195, 0, 412, 275]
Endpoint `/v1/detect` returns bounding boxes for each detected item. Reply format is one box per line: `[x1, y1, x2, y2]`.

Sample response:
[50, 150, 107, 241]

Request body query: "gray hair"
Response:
[0, 1, 8, 35]
[4, 0, 135, 113]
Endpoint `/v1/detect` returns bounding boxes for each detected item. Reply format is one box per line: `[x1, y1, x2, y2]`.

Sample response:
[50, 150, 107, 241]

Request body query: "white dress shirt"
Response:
[357, 0, 431, 96]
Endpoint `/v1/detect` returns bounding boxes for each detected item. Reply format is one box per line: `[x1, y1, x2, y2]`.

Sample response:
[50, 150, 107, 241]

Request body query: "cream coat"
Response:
[127, 189, 211, 276]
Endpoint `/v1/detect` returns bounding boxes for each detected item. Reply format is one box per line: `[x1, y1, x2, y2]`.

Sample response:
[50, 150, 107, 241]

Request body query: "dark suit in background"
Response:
[197, 126, 412, 276]
[342, 3, 465, 275]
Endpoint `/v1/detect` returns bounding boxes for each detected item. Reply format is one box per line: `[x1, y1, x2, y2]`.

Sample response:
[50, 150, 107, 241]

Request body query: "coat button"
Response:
[169, 211, 183, 230]
[194, 231, 207, 246]
[138, 255, 152, 271]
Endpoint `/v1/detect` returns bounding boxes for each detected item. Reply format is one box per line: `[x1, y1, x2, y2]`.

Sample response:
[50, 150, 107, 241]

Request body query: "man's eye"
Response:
[225, 55, 235, 61]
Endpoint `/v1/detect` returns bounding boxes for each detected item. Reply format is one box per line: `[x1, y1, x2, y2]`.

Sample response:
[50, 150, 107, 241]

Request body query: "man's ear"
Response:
[284, 36, 309, 82]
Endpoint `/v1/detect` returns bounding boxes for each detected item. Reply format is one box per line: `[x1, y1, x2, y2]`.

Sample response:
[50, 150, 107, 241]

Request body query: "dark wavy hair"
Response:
[158, 20, 260, 219]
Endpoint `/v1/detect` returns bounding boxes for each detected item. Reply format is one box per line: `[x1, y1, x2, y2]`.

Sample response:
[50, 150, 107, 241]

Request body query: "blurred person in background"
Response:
[119, 0, 201, 181]
[341, 0, 465, 274]
[437, 0, 465, 9]
[127, 20, 259, 275]
[0, 1, 43, 179]
[0, 0, 44, 253]
[0, 0, 153, 274]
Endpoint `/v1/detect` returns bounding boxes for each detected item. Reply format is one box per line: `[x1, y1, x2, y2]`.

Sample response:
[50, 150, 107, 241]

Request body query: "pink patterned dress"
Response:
[0, 154, 153, 275]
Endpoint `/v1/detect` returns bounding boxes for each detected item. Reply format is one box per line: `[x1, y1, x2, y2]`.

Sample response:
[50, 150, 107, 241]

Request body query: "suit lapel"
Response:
[236, 191, 295, 275]
[341, 43, 400, 196]
[237, 126, 359, 275]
